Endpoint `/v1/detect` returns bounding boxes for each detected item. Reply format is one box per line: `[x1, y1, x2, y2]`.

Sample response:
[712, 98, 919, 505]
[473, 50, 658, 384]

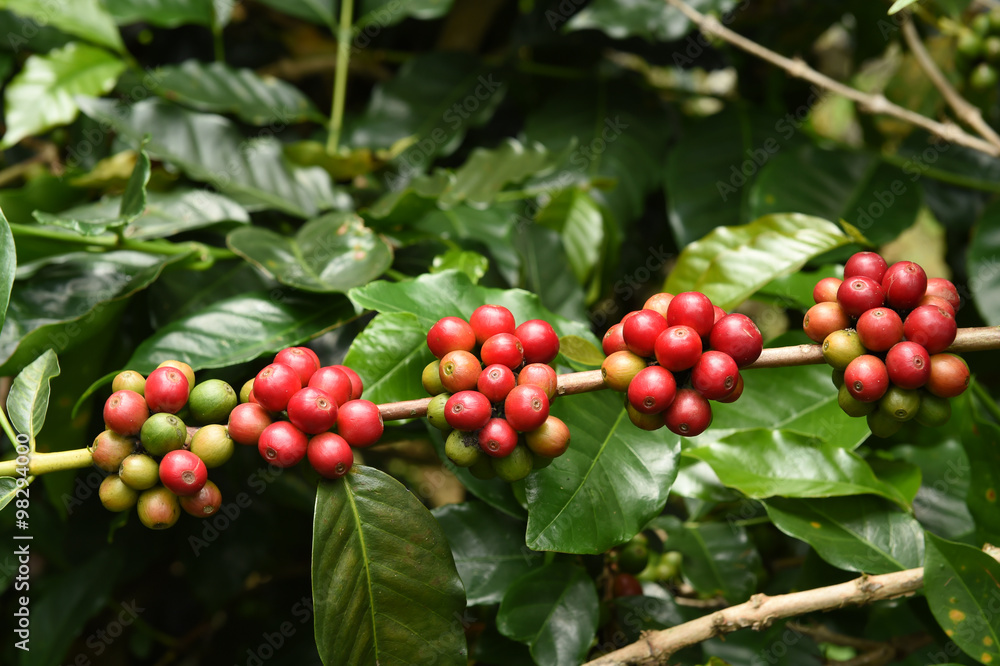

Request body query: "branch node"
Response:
[749, 592, 768, 609]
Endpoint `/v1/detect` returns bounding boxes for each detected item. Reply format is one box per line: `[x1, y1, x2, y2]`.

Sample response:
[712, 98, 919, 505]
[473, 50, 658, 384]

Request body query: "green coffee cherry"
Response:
[879, 386, 921, 421]
[915, 392, 951, 427]
[985, 36, 1000, 64]
[91, 430, 136, 473]
[189, 424, 235, 468]
[188, 379, 238, 425]
[99, 475, 139, 512]
[445, 430, 481, 467]
[240, 379, 254, 404]
[112, 370, 146, 396]
[617, 535, 650, 575]
[468, 455, 497, 480]
[119, 453, 160, 490]
[492, 445, 533, 482]
[838, 384, 875, 417]
[137, 486, 181, 529]
[970, 62, 999, 91]
[422, 361, 445, 396]
[867, 409, 902, 438]
[973, 13, 992, 37]
[831, 369, 845, 389]
[426, 393, 453, 431]
[959, 30, 984, 58]
[140, 413, 187, 456]
[822, 330, 866, 371]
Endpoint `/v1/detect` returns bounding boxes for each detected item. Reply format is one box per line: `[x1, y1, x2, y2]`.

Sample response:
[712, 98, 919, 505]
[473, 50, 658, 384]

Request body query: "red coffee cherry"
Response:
[613, 573, 644, 598]
[708, 314, 763, 367]
[918, 294, 955, 317]
[179, 480, 223, 518]
[627, 366, 677, 414]
[602, 323, 628, 355]
[514, 319, 560, 364]
[803, 302, 851, 342]
[713, 306, 726, 324]
[691, 351, 740, 400]
[439, 350, 483, 393]
[517, 363, 558, 402]
[287, 387, 338, 435]
[925, 277, 960, 312]
[307, 433, 354, 479]
[926, 354, 970, 398]
[601, 351, 647, 392]
[643, 292, 674, 318]
[308, 366, 353, 406]
[885, 341, 931, 390]
[504, 384, 550, 432]
[881, 261, 927, 311]
[273, 347, 320, 385]
[103, 390, 149, 436]
[667, 292, 715, 337]
[623, 309, 669, 358]
[654, 325, 702, 372]
[445, 391, 492, 432]
[329, 365, 364, 401]
[903, 305, 957, 354]
[844, 355, 889, 402]
[158, 449, 208, 496]
[856, 307, 904, 352]
[813, 277, 843, 304]
[480, 332, 524, 370]
[844, 251, 888, 283]
[258, 421, 309, 467]
[525, 415, 571, 458]
[715, 373, 744, 403]
[663, 389, 713, 437]
[478, 417, 518, 457]
[227, 403, 273, 446]
[469, 304, 516, 346]
[336, 400, 384, 447]
[144, 367, 191, 414]
[478, 364, 517, 404]
[837, 276, 885, 318]
[253, 363, 302, 413]
[426, 316, 476, 358]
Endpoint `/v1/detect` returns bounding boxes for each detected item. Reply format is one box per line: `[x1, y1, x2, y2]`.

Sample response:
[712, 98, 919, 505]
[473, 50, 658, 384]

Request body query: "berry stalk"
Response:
[0, 448, 94, 478]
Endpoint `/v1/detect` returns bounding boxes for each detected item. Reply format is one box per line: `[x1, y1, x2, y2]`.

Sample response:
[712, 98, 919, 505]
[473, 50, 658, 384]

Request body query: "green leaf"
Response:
[1, 42, 125, 148]
[357, 0, 454, 26]
[77, 97, 346, 218]
[664, 214, 852, 310]
[749, 147, 921, 246]
[496, 563, 599, 666]
[228, 213, 392, 293]
[960, 394, 1000, 544]
[312, 466, 467, 666]
[0, 207, 13, 334]
[764, 496, 924, 574]
[119, 139, 151, 221]
[514, 223, 589, 322]
[342, 313, 433, 409]
[31, 209, 126, 237]
[6, 348, 59, 447]
[923, 534, 1000, 664]
[525, 389, 681, 553]
[684, 429, 909, 507]
[125, 290, 358, 374]
[567, 0, 735, 41]
[430, 249, 489, 283]
[759, 264, 843, 311]
[0, 477, 19, 513]
[254, 0, 334, 26]
[969, 199, 1000, 326]
[535, 188, 604, 287]
[432, 503, 544, 605]
[408, 204, 520, 286]
[891, 438, 974, 541]
[557, 335, 604, 367]
[153, 60, 322, 125]
[105, 0, 213, 26]
[0, 0, 124, 52]
[888, 0, 921, 14]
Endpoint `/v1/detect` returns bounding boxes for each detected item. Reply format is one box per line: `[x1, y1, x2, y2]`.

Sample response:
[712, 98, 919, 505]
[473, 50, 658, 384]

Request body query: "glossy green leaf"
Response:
[153, 60, 322, 125]
[702, 620, 823, 666]
[567, 0, 735, 41]
[1, 42, 125, 148]
[228, 212, 392, 293]
[119, 139, 151, 221]
[960, 393, 1000, 544]
[891, 439, 974, 541]
[558, 335, 604, 367]
[514, 223, 590, 322]
[6, 349, 59, 447]
[684, 429, 909, 507]
[0, 477, 19, 513]
[432, 502, 544, 605]
[357, 0, 453, 26]
[923, 534, 1000, 665]
[888, 0, 921, 14]
[969, 199, 1000, 326]
[0, 11, 72, 53]
[749, 147, 920, 246]
[664, 214, 852, 310]
[408, 204, 520, 286]
[77, 97, 346, 218]
[125, 290, 358, 373]
[496, 563, 599, 666]
[652, 516, 762, 604]
[759, 264, 843, 311]
[0, 208, 13, 334]
[254, 0, 334, 26]
[342, 313, 432, 409]
[535, 188, 604, 287]
[525, 389, 681, 553]
[430, 249, 488, 283]
[148, 260, 270, 326]
[764, 496, 924, 574]
[104, 0, 213, 26]
[0, 0, 124, 52]
[612, 595, 688, 643]
[312, 466, 467, 666]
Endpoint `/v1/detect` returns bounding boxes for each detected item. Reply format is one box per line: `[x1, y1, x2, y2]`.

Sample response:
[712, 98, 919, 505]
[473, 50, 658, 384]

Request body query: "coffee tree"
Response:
[2, 0, 1000, 664]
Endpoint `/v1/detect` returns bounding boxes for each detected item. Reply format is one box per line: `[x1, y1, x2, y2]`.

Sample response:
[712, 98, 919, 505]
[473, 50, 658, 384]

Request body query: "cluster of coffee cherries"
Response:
[957, 8, 1000, 93]
[422, 305, 570, 483]
[95, 360, 239, 529]
[600, 292, 763, 436]
[803, 252, 970, 437]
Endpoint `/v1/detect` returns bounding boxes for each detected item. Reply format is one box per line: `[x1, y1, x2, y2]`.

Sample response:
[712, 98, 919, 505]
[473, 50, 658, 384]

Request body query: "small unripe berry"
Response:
[427, 316, 476, 358]
[517, 363, 558, 402]
[602, 351, 647, 392]
[140, 412, 187, 456]
[623, 310, 668, 358]
[478, 417, 519, 458]
[227, 403, 273, 446]
[137, 486, 181, 529]
[145, 367, 191, 414]
[504, 385, 550, 432]
[119, 453, 159, 490]
[844, 251, 888, 283]
[478, 364, 517, 403]
[627, 366, 677, 414]
[856, 307, 904, 352]
[838, 384, 875, 417]
[189, 424, 235, 468]
[490, 445, 533, 482]
[879, 386, 921, 422]
[104, 390, 149, 437]
[903, 305, 956, 354]
[926, 354, 970, 398]
[866, 409, 902, 438]
[445, 391, 492, 432]
[525, 416, 570, 458]
[915, 392, 952, 427]
[469, 304, 516, 346]
[812, 277, 842, 304]
[91, 430, 136, 472]
[663, 389, 712, 437]
[602, 323, 628, 355]
[287, 387, 339, 434]
[157, 360, 195, 391]
[626, 403, 665, 431]
[514, 319, 560, 364]
[100, 475, 138, 512]
[885, 341, 930, 389]
[188, 379, 238, 425]
[642, 292, 673, 317]
[881, 261, 927, 311]
[309, 366, 353, 406]
[654, 325, 702, 372]
[180, 480, 223, 517]
[307, 433, 354, 479]
[258, 421, 309, 467]
[330, 365, 364, 401]
[112, 370, 146, 396]
[708, 314, 763, 367]
[426, 393, 453, 431]
[274, 346, 320, 385]
[837, 276, 884, 318]
[422, 360, 446, 395]
[844, 355, 889, 403]
[253, 363, 302, 413]
[480, 333, 524, 370]
[822, 329, 866, 370]
[803, 302, 850, 342]
[468, 456, 497, 480]
[159, 449, 208, 496]
[666, 292, 715, 337]
[239, 378, 254, 403]
[337, 400, 384, 447]
[445, 430, 482, 467]
[691, 351, 739, 400]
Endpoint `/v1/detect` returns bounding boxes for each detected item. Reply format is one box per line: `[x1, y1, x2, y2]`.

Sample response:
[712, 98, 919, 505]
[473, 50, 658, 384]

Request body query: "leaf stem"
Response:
[326, 0, 355, 155]
[972, 380, 1000, 424]
[0, 448, 93, 477]
[8, 223, 235, 260]
[0, 407, 19, 450]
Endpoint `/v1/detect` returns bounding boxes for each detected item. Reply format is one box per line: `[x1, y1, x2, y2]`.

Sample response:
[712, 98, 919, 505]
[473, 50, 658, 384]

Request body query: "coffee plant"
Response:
[2, 0, 1000, 664]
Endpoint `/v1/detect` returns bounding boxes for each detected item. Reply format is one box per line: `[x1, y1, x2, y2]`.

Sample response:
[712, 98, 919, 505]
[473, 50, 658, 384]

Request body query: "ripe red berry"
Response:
[514, 319, 560, 364]
[602, 323, 628, 355]
[308, 366, 353, 406]
[445, 391, 492, 431]
[885, 341, 931, 390]
[273, 347, 320, 385]
[663, 389, 712, 437]
[856, 307, 904, 352]
[613, 573, 644, 598]
[439, 350, 483, 393]
[623, 309, 669, 358]
[478, 418, 518, 457]
[602, 351, 647, 392]
[478, 364, 517, 403]
[307, 433, 354, 479]
[426, 316, 476, 358]
[327, 365, 363, 401]
[253, 363, 302, 412]
[287, 387, 338, 434]
[881, 261, 927, 311]
[654, 325, 702, 371]
[158, 450, 208, 496]
[708, 314, 763, 367]
[715, 373, 744, 403]
[643, 292, 674, 318]
[627, 366, 677, 414]
[179, 480, 223, 518]
[903, 305, 957, 354]
[803, 302, 851, 342]
[227, 403, 273, 446]
[844, 355, 889, 402]
[480, 332, 524, 370]
[336, 400, 384, 447]
[844, 251, 888, 283]
[712, 306, 726, 324]
[925, 278, 960, 312]
[258, 421, 308, 467]
[504, 384, 550, 432]
[813, 277, 843, 304]
[691, 351, 740, 400]
[837, 276, 885, 318]
[517, 363, 558, 401]
[667, 292, 715, 337]
[918, 294, 955, 317]
[144, 367, 190, 414]
[469, 304, 516, 346]
[103, 390, 149, 436]
[927, 354, 970, 398]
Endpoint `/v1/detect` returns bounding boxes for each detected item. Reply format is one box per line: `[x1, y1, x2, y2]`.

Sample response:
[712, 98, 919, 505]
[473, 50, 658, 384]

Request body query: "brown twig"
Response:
[662, 0, 1000, 157]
